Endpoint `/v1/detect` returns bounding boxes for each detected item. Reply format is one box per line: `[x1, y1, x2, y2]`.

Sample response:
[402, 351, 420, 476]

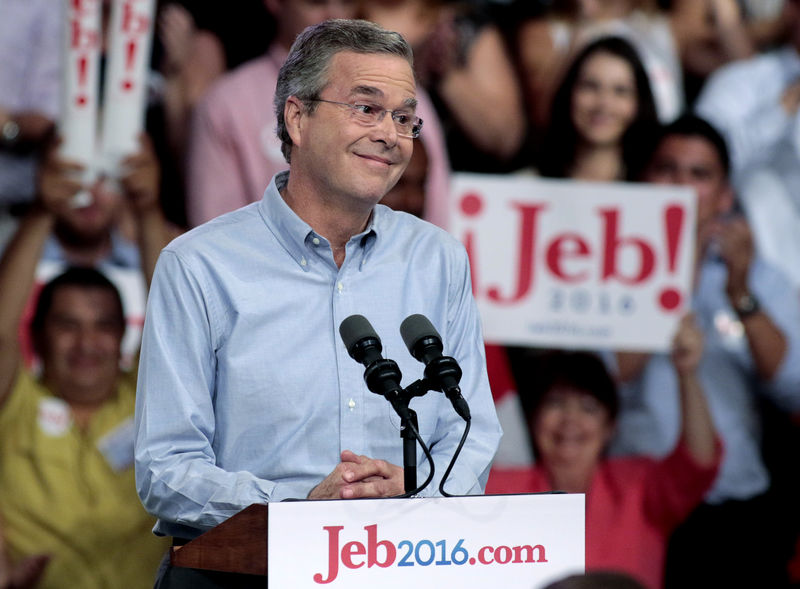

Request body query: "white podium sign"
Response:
[268, 493, 584, 588]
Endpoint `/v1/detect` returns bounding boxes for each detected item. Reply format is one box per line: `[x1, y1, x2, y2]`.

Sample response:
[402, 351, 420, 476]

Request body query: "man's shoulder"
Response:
[165, 203, 264, 257]
[377, 205, 458, 241]
[375, 206, 465, 256]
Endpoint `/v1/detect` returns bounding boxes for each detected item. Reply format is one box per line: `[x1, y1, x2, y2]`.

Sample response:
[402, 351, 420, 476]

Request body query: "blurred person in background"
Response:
[516, 0, 754, 135]
[361, 0, 527, 173]
[0, 0, 62, 247]
[10, 134, 175, 373]
[694, 0, 800, 293]
[487, 323, 721, 589]
[0, 197, 169, 588]
[611, 114, 800, 588]
[149, 0, 273, 227]
[537, 35, 659, 182]
[505, 35, 660, 470]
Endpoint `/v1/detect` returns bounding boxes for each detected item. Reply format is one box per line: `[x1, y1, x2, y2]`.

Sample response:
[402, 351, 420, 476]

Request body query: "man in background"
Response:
[612, 115, 800, 587]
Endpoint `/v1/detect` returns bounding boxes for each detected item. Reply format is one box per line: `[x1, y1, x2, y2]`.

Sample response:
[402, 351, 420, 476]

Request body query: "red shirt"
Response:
[486, 441, 722, 589]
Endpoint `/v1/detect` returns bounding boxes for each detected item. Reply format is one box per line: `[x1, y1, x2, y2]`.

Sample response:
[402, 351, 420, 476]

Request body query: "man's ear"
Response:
[284, 96, 306, 149]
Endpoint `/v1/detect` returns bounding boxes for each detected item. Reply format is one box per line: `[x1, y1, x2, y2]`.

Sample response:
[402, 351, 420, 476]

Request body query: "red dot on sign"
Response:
[460, 193, 483, 217]
[469, 557, 476, 565]
[659, 288, 682, 311]
[122, 80, 133, 91]
[76, 95, 87, 106]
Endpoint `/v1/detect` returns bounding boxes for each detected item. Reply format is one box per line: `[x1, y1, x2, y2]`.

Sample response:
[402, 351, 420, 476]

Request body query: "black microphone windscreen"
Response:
[400, 314, 441, 353]
[339, 314, 380, 353]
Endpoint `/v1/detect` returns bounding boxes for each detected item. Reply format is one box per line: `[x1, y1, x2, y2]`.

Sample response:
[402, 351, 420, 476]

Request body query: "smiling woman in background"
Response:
[537, 35, 658, 183]
[486, 316, 722, 589]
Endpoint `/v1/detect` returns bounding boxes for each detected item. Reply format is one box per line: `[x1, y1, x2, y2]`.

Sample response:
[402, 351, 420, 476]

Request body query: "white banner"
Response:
[60, 0, 102, 186]
[268, 494, 584, 588]
[450, 174, 697, 352]
[100, 0, 155, 177]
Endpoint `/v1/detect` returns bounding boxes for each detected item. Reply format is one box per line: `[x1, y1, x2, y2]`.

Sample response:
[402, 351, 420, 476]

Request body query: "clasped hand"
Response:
[308, 450, 405, 500]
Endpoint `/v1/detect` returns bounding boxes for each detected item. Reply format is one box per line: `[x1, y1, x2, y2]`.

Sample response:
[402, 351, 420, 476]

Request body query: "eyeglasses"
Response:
[308, 99, 423, 139]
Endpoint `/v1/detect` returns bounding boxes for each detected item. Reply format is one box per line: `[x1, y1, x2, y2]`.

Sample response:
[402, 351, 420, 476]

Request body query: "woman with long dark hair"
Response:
[538, 36, 658, 182]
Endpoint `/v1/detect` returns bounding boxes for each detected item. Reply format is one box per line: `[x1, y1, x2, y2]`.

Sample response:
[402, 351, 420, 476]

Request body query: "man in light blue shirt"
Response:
[133, 17, 502, 571]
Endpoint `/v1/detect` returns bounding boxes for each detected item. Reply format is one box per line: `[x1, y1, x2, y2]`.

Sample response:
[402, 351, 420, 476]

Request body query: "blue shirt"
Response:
[134, 172, 502, 538]
[608, 253, 800, 503]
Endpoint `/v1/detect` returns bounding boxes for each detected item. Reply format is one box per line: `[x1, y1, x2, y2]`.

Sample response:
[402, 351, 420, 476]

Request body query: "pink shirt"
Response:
[186, 44, 451, 228]
[486, 441, 722, 589]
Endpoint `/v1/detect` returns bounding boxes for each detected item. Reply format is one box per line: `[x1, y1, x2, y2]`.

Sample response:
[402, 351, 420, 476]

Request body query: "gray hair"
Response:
[274, 19, 414, 163]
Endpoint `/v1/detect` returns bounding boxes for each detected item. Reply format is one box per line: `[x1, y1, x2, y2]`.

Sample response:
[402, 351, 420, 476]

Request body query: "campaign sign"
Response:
[450, 174, 697, 351]
[60, 0, 102, 185]
[100, 0, 155, 176]
[268, 493, 584, 588]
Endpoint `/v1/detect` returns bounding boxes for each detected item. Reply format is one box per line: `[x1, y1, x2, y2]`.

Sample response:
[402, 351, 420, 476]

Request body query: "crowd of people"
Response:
[0, 0, 798, 588]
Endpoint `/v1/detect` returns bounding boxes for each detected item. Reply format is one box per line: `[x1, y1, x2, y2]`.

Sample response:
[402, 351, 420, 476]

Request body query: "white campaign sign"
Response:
[60, 0, 154, 205]
[60, 0, 102, 188]
[100, 0, 155, 177]
[268, 494, 584, 588]
[449, 174, 697, 352]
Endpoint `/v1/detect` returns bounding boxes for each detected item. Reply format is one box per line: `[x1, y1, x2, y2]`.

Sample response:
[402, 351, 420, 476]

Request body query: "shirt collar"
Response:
[258, 171, 380, 270]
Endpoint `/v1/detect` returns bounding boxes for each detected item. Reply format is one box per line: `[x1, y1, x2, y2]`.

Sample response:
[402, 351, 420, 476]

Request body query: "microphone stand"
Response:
[362, 356, 434, 494]
[395, 379, 436, 494]
[401, 408, 419, 492]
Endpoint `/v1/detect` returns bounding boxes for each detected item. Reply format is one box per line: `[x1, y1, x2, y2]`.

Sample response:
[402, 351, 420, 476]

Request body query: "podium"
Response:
[171, 503, 269, 576]
[171, 494, 584, 588]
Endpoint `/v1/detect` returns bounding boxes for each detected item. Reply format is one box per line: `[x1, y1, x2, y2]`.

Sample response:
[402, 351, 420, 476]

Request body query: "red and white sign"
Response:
[100, 0, 155, 176]
[60, 0, 154, 204]
[450, 174, 697, 352]
[268, 494, 584, 588]
[60, 0, 102, 186]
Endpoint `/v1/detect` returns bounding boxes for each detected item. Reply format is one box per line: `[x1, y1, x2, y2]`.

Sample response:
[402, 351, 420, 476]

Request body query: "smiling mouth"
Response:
[356, 153, 394, 166]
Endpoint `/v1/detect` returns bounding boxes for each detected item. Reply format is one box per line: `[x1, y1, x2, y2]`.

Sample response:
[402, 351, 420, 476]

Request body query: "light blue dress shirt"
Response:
[134, 172, 502, 538]
[608, 253, 800, 504]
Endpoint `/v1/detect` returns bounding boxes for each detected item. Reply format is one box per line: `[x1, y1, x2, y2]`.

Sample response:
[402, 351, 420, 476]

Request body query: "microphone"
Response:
[339, 314, 411, 421]
[400, 314, 471, 421]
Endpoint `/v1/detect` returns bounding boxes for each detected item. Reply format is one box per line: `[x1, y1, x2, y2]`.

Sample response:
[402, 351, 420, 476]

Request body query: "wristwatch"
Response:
[733, 292, 760, 319]
[1, 118, 20, 146]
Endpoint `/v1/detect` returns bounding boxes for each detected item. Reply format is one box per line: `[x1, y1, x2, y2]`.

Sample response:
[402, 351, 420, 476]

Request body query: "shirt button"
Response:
[312, 237, 320, 245]
[300, 257, 307, 266]
[337, 282, 344, 293]
[348, 398, 356, 411]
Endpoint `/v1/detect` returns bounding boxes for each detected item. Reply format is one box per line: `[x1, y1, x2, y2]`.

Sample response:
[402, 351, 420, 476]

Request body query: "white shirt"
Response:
[695, 46, 800, 290]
